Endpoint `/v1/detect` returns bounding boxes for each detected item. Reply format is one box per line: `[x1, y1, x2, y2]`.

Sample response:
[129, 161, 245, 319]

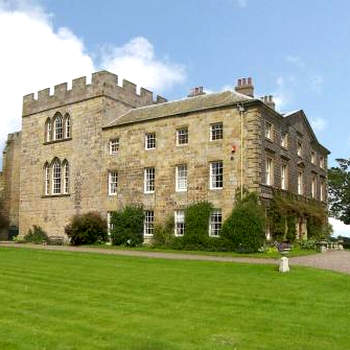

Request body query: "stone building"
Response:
[0, 71, 329, 240]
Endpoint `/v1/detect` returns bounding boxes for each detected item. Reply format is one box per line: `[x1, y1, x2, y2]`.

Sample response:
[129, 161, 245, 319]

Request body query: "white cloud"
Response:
[101, 37, 186, 93]
[285, 55, 305, 68]
[310, 117, 327, 132]
[236, 0, 247, 7]
[272, 76, 296, 111]
[0, 1, 186, 169]
[329, 218, 350, 238]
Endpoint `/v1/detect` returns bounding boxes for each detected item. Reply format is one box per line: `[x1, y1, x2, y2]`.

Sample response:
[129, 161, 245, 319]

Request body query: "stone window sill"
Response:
[44, 137, 72, 145]
[41, 194, 70, 198]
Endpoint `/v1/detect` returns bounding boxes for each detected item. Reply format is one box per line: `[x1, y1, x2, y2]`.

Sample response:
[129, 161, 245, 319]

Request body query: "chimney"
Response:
[260, 95, 275, 110]
[188, 86, 205, 97]
[234, 77, 254, 97]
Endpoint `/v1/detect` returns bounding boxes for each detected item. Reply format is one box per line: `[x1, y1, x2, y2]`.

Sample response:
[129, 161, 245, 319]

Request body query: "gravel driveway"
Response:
[1, 242, 350, 275]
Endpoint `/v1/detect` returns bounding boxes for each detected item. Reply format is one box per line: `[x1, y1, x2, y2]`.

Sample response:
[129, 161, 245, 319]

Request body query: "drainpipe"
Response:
[237, 103, 245, 200]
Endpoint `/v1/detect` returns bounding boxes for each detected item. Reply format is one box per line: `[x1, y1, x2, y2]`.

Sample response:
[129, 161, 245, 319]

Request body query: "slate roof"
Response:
[103, 90, 253, 129]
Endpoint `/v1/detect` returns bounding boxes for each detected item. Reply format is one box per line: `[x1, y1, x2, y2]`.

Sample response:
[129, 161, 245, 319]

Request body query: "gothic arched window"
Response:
[52, 159, 61, 194]
[54, 114, 63, 140]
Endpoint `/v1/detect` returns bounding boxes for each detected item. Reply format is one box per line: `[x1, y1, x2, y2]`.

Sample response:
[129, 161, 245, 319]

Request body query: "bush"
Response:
[286, 216, 297, 242]
[299, 239, 317, 250]
[221, 193, 265, 253]
[65, 212, 108, 246]
[182, 201, 213, 248]
[152, 216, 174, 247]
[110, 205, 144, 246]
[24, 225, 48, 244]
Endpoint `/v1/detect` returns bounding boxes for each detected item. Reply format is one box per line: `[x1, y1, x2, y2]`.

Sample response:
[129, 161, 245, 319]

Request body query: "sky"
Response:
[0, 0, 349, 236]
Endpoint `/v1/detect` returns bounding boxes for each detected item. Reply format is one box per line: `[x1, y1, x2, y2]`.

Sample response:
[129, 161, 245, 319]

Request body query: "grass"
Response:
[0, 247, 349, 350]
[85, 243, 318, 258]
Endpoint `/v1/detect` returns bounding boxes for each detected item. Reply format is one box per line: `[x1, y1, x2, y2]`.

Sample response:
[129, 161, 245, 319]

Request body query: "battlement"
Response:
[23, 71, 168, 116]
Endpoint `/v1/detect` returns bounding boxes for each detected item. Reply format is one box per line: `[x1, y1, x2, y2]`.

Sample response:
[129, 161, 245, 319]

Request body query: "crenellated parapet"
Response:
[23, 70, 168, 117]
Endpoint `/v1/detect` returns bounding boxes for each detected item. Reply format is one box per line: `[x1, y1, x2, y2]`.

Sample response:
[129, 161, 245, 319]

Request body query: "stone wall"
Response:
[1, 132, 22, 230]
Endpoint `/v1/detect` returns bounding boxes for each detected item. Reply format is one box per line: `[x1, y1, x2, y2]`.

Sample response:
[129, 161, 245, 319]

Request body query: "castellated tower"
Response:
[19, 71, 165, 237]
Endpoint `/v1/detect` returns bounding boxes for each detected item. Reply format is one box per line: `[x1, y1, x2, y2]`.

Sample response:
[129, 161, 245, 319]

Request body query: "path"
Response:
[1, 242, 349, 274]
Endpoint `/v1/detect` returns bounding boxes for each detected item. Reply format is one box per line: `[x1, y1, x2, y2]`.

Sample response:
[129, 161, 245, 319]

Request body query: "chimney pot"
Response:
[188, 86, 205, 97]
[235, 77, 254, 97]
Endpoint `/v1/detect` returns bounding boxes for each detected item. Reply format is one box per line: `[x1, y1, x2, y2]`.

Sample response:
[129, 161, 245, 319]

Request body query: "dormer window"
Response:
[265, 122, 273, 140]
[297, 142, 303, 157]
[281, 133, 288, 148]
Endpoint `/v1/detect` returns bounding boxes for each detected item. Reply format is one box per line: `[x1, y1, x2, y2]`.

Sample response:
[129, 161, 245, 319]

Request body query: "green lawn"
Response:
[0, 247, 349, 350]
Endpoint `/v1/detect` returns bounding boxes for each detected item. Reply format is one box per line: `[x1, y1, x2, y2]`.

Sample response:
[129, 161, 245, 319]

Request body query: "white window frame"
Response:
[44, 164, 50, 195]
[265, 158, 273, 186]
[320, 156, 325, 169]
[320, 180, 326, 201]
[177, 128, 188, 145]
[174, 210, 185, 236]
[311, 176, 316, 198]
[176, 164, 187, 192]
[210, 161, 223, 190]
[144, 210, 154, 236]
[281, 164, 287, 190]
[63, 162, 69, 194]
[108, 171, 118, 196]
[209, 210, 222, 237]
[210, 122, 223, 141]
[144, 167, 155, 193]
[52, 161, 61, 195]
[54, 115, 63, 141]
[65, 115, 71, 139]
[145, 133, 156, 150]
[110, 138, 119, 155]
[265, 122, 272, 140]
[298, 171, 303, 195]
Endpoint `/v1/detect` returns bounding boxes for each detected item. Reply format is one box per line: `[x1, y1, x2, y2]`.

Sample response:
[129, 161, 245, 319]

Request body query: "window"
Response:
[108, 171, 118, 195]
[320, 180, 326, 201]
[65, 114, 71, 138]
[209, 210, 222, 237]
[311, 176, 316, 198]
[281, 164, 287, 190]
[63, 161, 69, 194]
[311, 151, 316, 164]
[177, 128, 188, 145]
[297, 171, 303, 195]
[45, 118, 51, 142]
[110, 138, 119, 155]
[281, 133, 288, 148]
[297, 142, 303, 157]
[44, 163, 50, 195]
[265, 122, 273, 140]
[176, 164, 187, 192]
[210, 123, 223, 141]
[265, 158, 273, 186]
[145, 133, 156, 149]
[54, 114, 63, 140]
[320, 155, 325, 169]
[144, 210, 154, 236]
[52, 160, 61, 194]
[174, 210, 185, 236]
[210, 161, 223, 189]
[144, 167, 155, 193]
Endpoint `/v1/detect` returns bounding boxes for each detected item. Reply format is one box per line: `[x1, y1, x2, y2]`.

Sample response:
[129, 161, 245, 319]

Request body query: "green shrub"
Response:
[286, 216, 297, 242]
[182, 201, 213, 248]
[110, 205, 144, 246]
[221, 193, 265, 253]
[299, 239, 317, 250]
[65, 212, 108, 246]
[152, 216, 174, 247]
[24, 225, 48, 244]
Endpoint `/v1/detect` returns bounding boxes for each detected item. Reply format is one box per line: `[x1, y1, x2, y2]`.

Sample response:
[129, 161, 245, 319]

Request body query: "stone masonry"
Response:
[0, 71, 329, 239]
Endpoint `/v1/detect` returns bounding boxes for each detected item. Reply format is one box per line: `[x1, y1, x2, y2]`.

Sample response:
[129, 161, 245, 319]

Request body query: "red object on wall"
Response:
[231, 145, 236, 153]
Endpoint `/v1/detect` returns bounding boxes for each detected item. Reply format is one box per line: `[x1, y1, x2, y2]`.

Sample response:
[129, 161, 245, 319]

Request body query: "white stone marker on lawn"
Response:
[279, 257, 290, 273]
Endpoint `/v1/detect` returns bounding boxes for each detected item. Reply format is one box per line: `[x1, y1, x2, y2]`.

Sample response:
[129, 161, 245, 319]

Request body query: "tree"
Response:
[328, 158, 350, 224]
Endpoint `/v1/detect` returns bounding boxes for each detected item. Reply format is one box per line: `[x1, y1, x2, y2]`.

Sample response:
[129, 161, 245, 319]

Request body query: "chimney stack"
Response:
[234, 77, 254, 97]
[260, 95, 275, 110]
[188, 86, 205, 97]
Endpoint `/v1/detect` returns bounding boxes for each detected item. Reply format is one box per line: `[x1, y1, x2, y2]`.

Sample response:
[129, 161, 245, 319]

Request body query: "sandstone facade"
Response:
[0, 71, 329, 240]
